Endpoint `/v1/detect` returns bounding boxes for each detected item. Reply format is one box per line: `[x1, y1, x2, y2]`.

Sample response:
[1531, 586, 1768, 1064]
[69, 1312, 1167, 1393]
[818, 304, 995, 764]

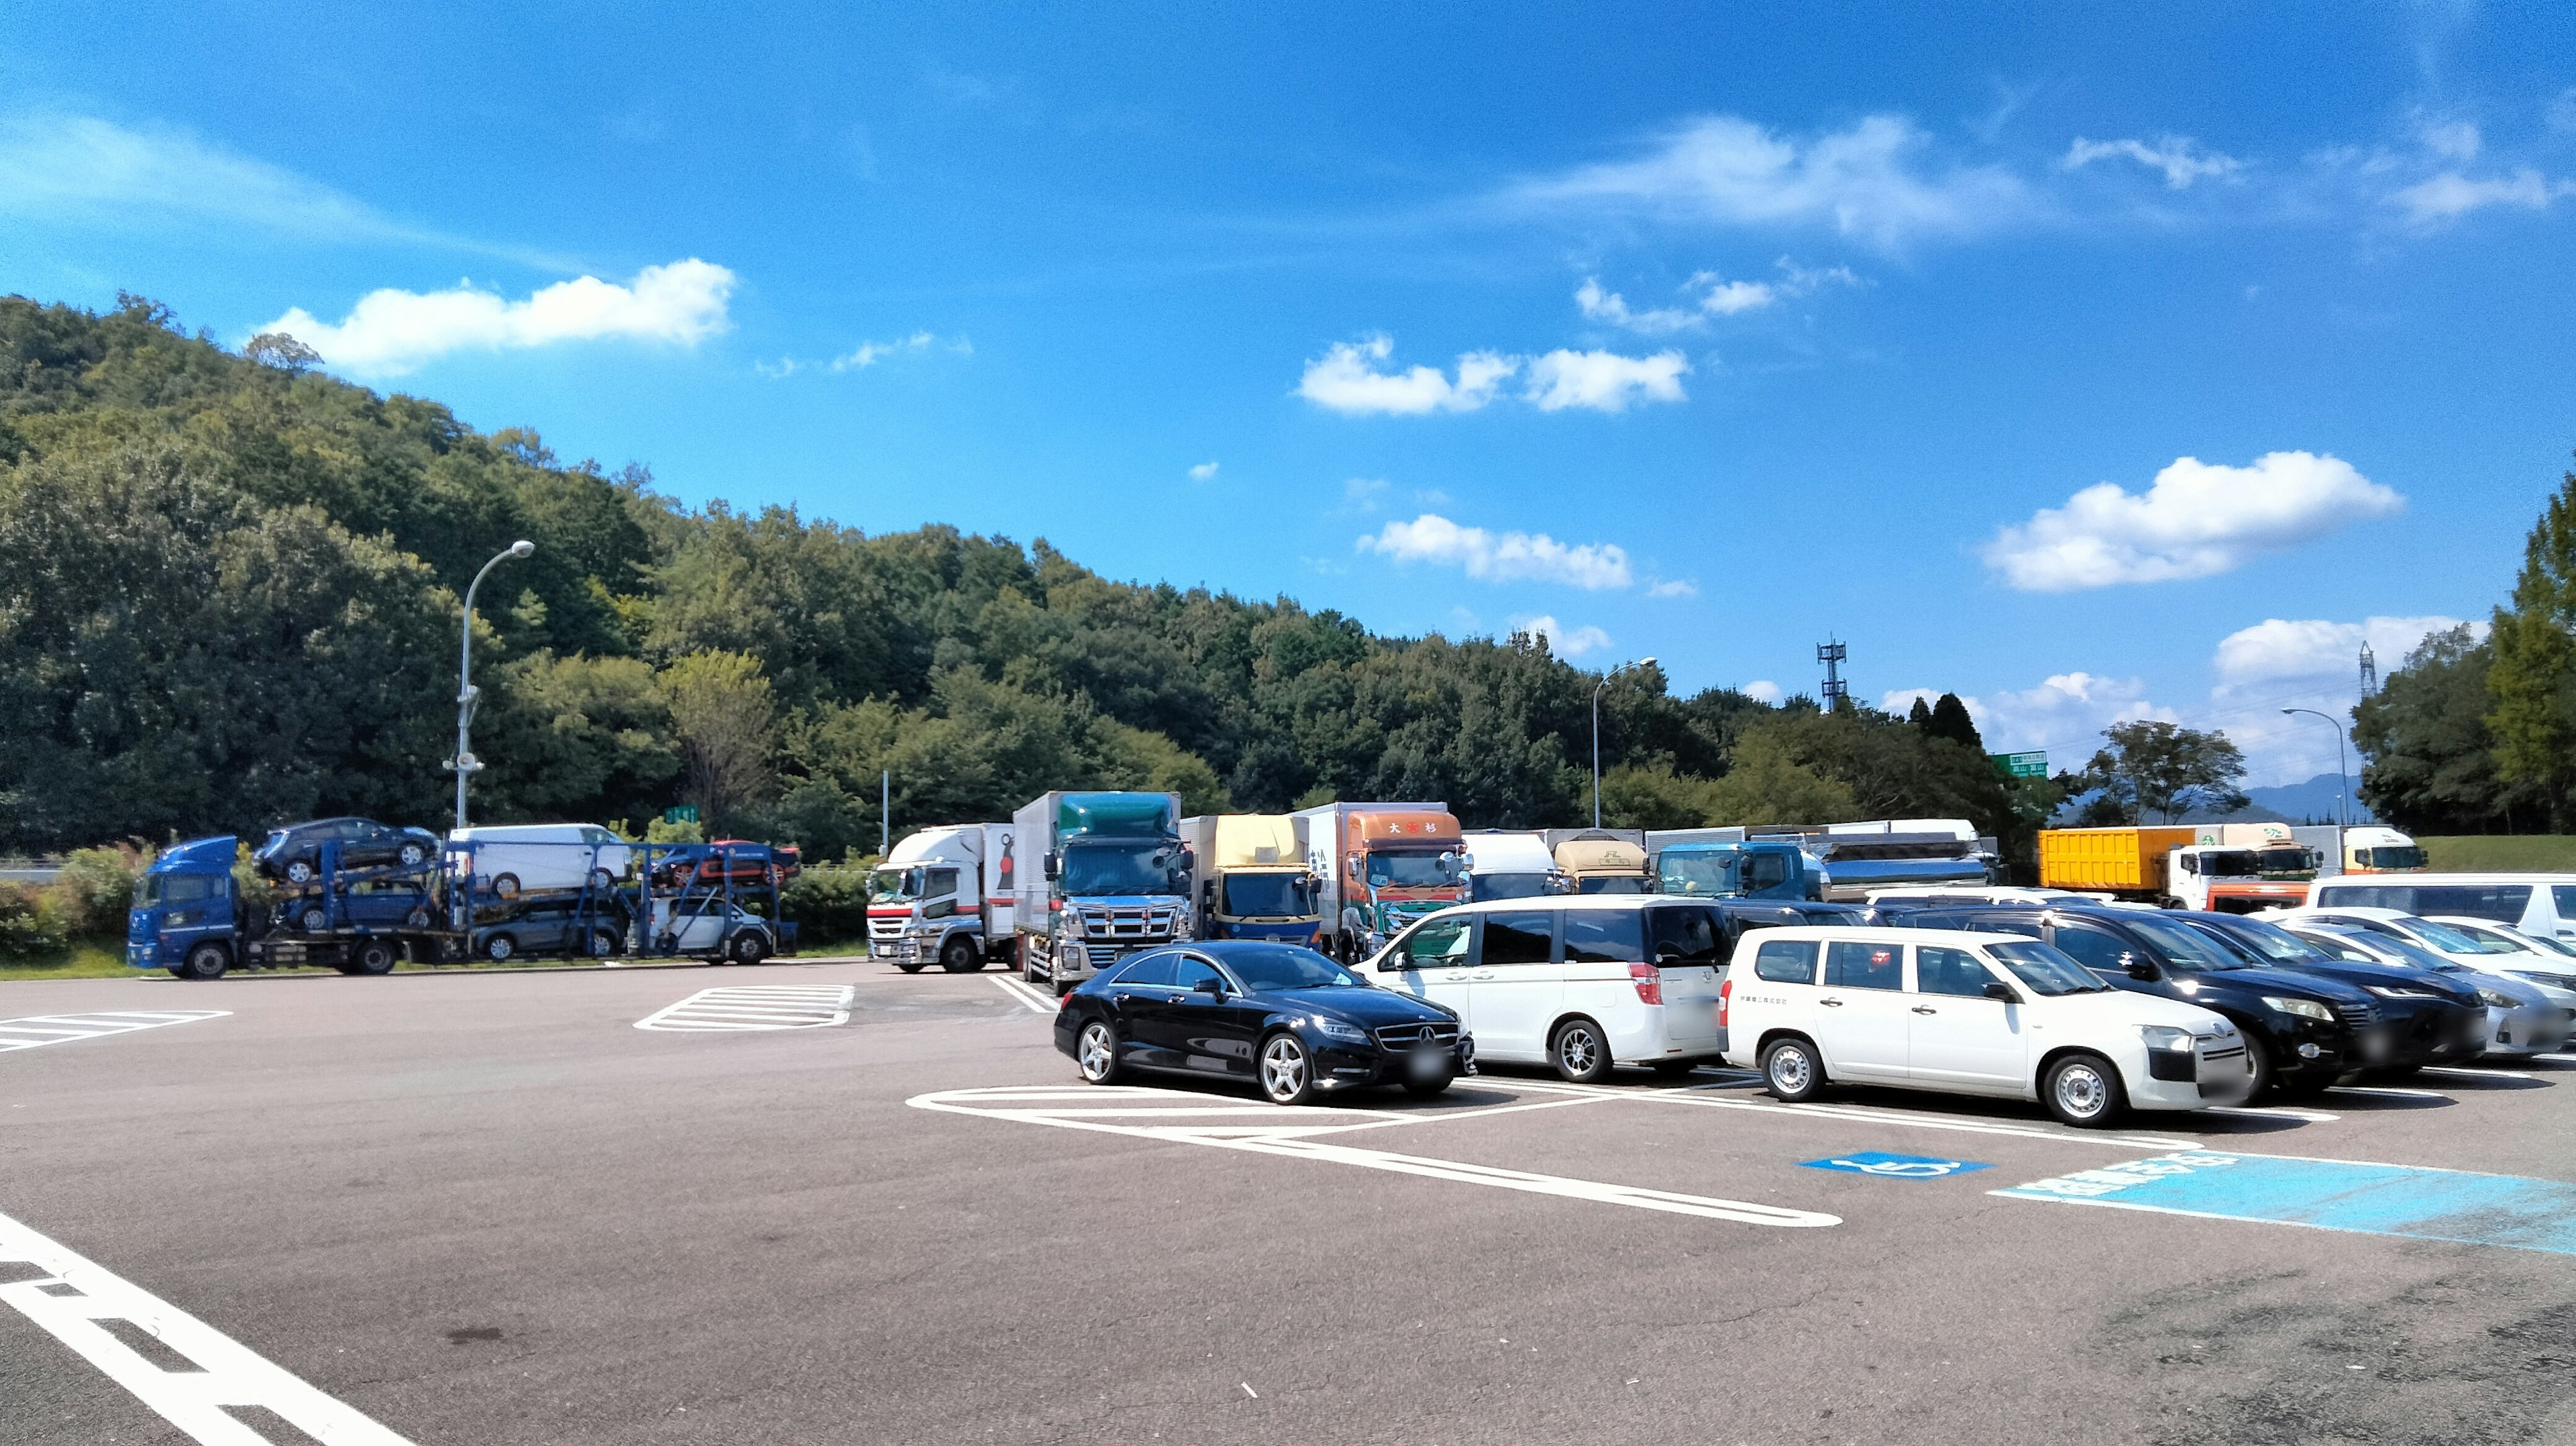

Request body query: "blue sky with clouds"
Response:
[6, 2, 2573, 785]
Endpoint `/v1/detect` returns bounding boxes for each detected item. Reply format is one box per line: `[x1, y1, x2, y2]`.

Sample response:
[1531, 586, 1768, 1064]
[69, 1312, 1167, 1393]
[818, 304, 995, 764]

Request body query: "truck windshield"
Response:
[1062, 842, 1180, 897]
[1656, 856, 1733, 896]
[1221, 873, 1313, 917]
[1575, 875, 1647, 895]
[2360, 846, 2427, 870]
[132, 873, 213, 907]
[1364, 852, 1454, 888]
[1471, 873, 1552, 902]
[1987, 942, 2112, 995]
[2200, 850, 2262, 878]
[869, 868, 924, 903]
[2254, 848, 2314, 874]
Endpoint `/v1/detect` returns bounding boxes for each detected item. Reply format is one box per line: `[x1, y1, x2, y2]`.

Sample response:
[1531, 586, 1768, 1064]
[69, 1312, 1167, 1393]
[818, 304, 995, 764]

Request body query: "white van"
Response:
[451, 824, 633, 897]
[1719, 926, 2253, 1127]
[1359, 897, 1729, 1082]
[2308, 873, 2576, 942]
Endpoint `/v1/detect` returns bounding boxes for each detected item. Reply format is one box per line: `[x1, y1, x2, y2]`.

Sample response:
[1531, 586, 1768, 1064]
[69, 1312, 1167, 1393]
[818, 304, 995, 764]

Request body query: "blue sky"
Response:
[7, 2, 2574, 785]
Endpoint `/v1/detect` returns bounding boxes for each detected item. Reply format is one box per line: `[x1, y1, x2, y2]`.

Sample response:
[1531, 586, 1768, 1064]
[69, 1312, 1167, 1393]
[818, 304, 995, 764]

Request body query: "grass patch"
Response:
[0, 942, 136, 983]
[2418, 836, 2576, 873]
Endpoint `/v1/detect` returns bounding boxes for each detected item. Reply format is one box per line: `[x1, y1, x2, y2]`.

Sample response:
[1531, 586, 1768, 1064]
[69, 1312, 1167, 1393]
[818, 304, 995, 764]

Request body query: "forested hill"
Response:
[0, 294, 2031, 860]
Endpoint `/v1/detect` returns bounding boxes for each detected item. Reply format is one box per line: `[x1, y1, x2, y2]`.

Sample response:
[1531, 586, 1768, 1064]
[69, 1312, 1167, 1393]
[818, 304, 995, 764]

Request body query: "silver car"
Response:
[2286, 924, 2571, 1057]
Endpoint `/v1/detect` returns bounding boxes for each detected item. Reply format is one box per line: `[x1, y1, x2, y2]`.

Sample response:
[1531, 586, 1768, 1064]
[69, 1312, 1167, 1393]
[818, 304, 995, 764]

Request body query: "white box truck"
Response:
[866, 823, 1021, 972]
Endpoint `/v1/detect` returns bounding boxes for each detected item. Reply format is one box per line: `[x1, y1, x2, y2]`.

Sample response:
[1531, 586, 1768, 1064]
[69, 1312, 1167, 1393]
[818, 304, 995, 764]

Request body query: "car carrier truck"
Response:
[867, 822, 1019, 972]
[1295, 801, 1466, 964]
[1181, 814, 1320, 944]
[1014, 791, 1191, 991]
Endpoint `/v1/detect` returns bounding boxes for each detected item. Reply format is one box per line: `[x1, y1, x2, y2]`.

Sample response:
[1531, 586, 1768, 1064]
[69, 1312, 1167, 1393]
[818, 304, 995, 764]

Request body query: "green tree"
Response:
[2355, 625, 2536, 833]
[2075, 721, 2249, 824]
[658, 650, 779, 832]
[1701, 732, 1861, 825]
[2485, 457, 2576, 820]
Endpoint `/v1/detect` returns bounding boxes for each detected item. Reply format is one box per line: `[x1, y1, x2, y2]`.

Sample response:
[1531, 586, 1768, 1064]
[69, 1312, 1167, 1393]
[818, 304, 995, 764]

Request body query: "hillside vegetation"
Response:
[0, 294, 2041, 865]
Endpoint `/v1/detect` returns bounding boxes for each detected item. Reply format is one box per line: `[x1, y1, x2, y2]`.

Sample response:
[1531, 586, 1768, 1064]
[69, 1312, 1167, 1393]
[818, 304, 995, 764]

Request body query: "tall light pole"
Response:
[1593, 657, 1657, 829]
[2280, 707, 2349, 828]
[453, 540, 535, 832]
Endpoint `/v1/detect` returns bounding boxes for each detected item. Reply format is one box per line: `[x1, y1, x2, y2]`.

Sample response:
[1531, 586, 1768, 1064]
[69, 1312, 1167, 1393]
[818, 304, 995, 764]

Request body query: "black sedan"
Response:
[1054, 940, 1472, 1105]
[2176, 913, 2488, 1075]
[255, 818, 441, 884]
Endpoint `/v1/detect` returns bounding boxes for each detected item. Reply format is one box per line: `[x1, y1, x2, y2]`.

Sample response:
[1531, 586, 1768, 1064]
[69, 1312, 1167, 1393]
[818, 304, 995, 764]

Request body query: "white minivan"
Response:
[1719, 926, 2254, 1127]
[450, 823, 633, 897]
[1360, 897, 1729, 1082]
[2308, 874, 2576, 942]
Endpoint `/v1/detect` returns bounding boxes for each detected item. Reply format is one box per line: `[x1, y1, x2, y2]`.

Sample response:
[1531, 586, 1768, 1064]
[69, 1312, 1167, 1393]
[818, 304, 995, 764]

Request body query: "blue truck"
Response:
[1646, 831, 1827, 902]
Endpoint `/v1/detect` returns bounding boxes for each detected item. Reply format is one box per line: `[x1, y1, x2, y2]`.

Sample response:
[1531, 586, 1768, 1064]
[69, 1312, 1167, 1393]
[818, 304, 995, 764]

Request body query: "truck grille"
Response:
[1373, 1021, 1460, 1050]
[1087, 946, 1126, 971]
[1075, 905, 1179, 942]
[867, 918, 905, 940]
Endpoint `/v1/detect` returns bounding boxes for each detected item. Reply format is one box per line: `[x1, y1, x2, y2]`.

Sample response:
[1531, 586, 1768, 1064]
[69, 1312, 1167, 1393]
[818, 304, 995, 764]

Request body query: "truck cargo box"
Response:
[2038, 826, 2196, 892]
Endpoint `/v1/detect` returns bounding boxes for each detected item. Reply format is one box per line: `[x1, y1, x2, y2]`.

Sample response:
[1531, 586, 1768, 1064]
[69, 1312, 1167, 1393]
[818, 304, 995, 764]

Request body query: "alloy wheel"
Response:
[1078, 1023, 1116, 1082]
[1260, 1036, 1310, 1103]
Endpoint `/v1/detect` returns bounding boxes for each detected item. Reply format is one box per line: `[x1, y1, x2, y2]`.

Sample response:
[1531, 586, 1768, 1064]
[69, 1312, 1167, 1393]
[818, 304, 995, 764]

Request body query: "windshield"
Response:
[869, 867, 922, 903]
[1061, 842, 1182, 897]
[2404, 918, 2518, 954]
[1657, 856, 1733, 896]
[2254, 847, 2314, 873]
[2361, 846, 2428, 870]
[1575, 875, 1647, 895]
[1471, 873, 1553, 902]
[1220, 873, 1313, 917]
[1988, 941, 2112, 995]
[1364, 851, 1454, 888]
[1221, 945, 1362, 992]
[2200, 916, 2330, 964]
[2121, 913, 2253, 970]
[2199, 850, 2262, 878]
[134, 875, 164, 907]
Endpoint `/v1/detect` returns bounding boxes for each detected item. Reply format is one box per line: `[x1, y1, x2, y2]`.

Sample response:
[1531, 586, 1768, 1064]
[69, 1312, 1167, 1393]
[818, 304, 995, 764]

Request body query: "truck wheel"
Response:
[491, 873, 521, 899]
[352, 941, 398, 976]
[895, 955, 926, 975]
[939, 935, 981, 973]
[182, 943, 229, 981]
[1022, 946, 1049, 987]
[729, 932, 767, 966]
[482, 934, 516, 962]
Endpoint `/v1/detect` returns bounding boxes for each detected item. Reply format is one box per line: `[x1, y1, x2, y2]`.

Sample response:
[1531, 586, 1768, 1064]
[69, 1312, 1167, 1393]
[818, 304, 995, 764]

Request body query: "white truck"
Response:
[1458, 830, 1562, 902]
[2285, 824, 2426, 879]
[866, 823, 1020, 973]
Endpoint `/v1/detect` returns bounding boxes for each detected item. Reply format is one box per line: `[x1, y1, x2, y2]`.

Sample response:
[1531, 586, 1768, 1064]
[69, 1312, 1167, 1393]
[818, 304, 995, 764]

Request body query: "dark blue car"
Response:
[1053, 940, 1472, 1105]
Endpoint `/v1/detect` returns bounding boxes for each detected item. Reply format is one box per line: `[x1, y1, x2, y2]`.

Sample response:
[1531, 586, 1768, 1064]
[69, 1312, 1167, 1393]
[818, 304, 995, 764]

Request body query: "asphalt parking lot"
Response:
[4, 962, 2573, 1446]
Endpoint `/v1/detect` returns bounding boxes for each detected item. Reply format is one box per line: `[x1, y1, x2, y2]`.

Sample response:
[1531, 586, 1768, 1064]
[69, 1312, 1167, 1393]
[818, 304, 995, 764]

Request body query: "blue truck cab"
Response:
[1652, 840, 1825, 902]
[127, 836, 249, 979]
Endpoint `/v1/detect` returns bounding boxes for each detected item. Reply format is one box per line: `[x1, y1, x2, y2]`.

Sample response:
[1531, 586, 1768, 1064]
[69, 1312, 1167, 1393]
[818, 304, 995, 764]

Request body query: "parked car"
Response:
[254, 818, 440, 884]
[1717, 926, 2253, 1127]
[2176, 912, 2489, 1076]
[648, 899, 793, 964]
[450, 823, 633, 897]
[277, 879, 436, 935]
[1884, 902, 2373, 1098]
[2306, 873, 2576, 942]
[649, 841, 803, 888]
[2422, 914, 2576, 993]
[1358, 897, 1731, 1083]
[2280, 923, 2571, 1058]
[472, 895, 629, 962]
[1054, 940, 1471, 1105]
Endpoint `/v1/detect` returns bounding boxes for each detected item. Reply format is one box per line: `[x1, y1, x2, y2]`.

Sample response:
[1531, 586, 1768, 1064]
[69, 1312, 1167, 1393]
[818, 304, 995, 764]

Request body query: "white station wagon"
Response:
[1719, 926, 2255, 1127]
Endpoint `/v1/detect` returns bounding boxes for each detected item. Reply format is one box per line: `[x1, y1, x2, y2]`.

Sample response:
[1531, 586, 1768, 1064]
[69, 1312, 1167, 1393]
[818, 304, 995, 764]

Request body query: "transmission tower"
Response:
[1817, 640, 1848, 709]
[2359, 641, 2378, 699]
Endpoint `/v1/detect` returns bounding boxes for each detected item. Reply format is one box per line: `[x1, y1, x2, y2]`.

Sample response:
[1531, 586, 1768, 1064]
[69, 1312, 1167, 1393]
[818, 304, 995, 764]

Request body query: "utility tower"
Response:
[1817, 640, 1849, 710]
[2359, 641, 2377, 698]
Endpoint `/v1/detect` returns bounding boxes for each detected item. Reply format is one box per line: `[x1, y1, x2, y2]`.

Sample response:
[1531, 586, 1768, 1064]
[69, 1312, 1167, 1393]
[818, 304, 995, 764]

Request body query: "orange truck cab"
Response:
[1293, 801, 1467, 964]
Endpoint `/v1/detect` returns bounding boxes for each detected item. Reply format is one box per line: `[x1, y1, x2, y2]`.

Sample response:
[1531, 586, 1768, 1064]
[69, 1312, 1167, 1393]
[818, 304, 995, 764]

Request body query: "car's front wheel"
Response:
[283, 859, 315, 885]
[1259, 1032, 1319, 1106]
[590, 930, 621, 958]
[491, 874, 521, 899]
[1077, 1019, 1122, 1084]
[483, 934, 515, 962]
[2043, 1052, 2127, 1127]
[1762, 1036, 1825, 1102]
[397, 842, 429, 866]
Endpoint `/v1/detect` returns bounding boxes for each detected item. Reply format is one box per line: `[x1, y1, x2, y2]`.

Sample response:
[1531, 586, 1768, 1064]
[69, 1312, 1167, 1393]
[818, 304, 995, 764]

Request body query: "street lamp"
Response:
[1593, 657, 1658, 829]
[2279, 708, 2350, 828]
[452, 540, 535, 832]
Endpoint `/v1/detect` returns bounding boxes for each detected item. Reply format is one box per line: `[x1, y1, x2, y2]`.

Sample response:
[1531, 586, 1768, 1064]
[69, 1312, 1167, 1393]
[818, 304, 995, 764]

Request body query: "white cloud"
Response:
[2062, 135, 2243, 188]
[1880, 687, 1940, 714]
[1296, 335, 1515, 414]
[1743, 680, 1784, 704]
[1342, 476, 1390, 510]
[1515, 113, 2031, 249]
[2419, 118, 2482, 161]
[1981, 451, 2404, 592]
[1187, 461, 1220, 482]
[833, 331, 934, 370]
[2212, 615, 2478, 684]
[1647, 579, 1699, 598]
[1576, 259, 1860, 335]
[2388, 167, 2576, 223]
[262, 260, 735, 376]
[1968, 672, 2176, 757]
[1359, 514, 1632, 589]
[1521, 348, 1689, 412]
[2, 113, 403, 242]
[1515, 615, 1613, 658]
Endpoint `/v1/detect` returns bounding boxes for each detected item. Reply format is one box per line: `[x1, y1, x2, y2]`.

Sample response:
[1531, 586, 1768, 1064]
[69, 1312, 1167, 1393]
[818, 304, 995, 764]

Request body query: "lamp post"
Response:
[1592, 657, 1658, 829]
[452, 540, 535, 832]
[2279, 707, 2349, 828]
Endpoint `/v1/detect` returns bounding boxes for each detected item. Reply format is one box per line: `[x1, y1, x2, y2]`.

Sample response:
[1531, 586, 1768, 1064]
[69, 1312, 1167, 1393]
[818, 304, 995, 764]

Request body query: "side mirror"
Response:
[1042, 851, 1059, 881]
[1982, 981, 2019, 1003]
[2123, 954, 2159, 981]
[1192, 976, 1226, 997]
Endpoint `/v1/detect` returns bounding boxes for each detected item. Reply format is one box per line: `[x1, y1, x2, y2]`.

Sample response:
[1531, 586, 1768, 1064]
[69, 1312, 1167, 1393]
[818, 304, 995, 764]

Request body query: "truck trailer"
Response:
[867, 823, 1019, 972]
[1294, 801, 1466, 964]
[1180, 814, 1320, 943]
[1014, 790, 1190, 990]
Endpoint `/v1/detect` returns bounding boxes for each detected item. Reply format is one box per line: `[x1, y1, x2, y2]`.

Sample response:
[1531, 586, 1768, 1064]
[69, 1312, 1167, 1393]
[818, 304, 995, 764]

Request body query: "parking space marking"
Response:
[908, 1085, 1839, 1227]
[0, 1011, 228, 1054]
[634, 986, 854, 1032]
[2420, 1066, 2537, 1081]
[0, 1209, 417, 1443]
[1529, 1079, 2206, 1150]
[990, 976, 1057, 1014]
[1994, 1150, 2576, 1257]
[2206, 1103, 2343, 1123]
[2327, 1084, 2451, 1101]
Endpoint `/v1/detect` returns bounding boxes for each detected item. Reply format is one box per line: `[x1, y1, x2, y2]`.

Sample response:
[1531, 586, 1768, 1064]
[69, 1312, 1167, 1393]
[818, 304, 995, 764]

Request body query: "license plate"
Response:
[2361, 1030, 2392, 1062]
[1406, 1049, 1449, 1080]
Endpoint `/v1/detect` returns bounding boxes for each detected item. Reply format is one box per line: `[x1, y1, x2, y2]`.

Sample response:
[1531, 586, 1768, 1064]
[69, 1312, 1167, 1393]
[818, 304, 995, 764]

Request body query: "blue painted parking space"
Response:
[1801, 1150, 1993, 1180]
[1996, 1150, 2576, 1256]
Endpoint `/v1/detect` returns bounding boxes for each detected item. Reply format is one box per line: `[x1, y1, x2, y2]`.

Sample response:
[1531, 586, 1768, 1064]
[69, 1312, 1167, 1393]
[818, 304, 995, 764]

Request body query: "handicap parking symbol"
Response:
[1801, 1150, 1992, 1180]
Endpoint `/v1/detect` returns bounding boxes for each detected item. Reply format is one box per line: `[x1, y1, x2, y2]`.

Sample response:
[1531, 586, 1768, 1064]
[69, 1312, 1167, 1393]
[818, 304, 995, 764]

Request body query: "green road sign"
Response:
[1992, 750, 2047, 779]
[663, 803, 700, 824]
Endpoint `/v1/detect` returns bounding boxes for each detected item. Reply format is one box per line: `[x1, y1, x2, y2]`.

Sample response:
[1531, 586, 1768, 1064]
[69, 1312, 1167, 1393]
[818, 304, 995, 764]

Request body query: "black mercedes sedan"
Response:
[1054, 940, 1472, 1105]
[2175, 912, 2488, 1076]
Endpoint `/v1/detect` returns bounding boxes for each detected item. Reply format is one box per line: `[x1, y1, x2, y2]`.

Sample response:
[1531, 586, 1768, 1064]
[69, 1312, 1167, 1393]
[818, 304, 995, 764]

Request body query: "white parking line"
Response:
[2327, 1084, 2451, 1100]
[1524, 1079, 2207, 1150]
[0, 1011, 228, 1054]
[2206, 1104, 2343, 1123]
[0, 1209, 416, 1444]
[990, 976, 1057, 1014]
[2419, 1066, 2537, 1080]
[634, 986, 853, 1032]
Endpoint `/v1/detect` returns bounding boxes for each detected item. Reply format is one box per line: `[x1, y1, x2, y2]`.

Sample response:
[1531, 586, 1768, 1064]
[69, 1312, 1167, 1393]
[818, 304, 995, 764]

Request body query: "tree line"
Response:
[4, 294, 2057, 871]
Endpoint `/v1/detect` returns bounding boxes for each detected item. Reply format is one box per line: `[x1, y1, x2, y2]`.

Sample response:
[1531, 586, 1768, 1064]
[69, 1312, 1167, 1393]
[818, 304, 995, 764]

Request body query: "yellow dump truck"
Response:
[2038, 826, 2309, 913]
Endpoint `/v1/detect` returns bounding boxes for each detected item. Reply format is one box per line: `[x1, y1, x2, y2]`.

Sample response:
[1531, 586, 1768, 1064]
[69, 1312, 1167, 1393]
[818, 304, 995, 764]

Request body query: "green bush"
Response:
[0, 882, 68, 960]
[782, 867, 874, 948]
[49, 842, 154, 940]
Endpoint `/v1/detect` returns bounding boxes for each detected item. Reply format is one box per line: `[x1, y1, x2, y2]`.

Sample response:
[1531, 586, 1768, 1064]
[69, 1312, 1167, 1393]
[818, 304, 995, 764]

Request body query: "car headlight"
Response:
[2139, 1024, 2196, 1053]
[2263, 995, 2334, 1022]
[2364, 985, 2432, 999]
[1313, 1017, 1371, 1044]
[2477, 989, 2516, 1009]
